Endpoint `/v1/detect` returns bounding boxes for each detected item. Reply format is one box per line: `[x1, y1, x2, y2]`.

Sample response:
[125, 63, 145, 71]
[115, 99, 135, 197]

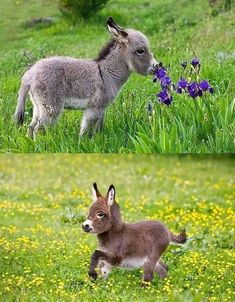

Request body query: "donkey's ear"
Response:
[92, 183, 101, 202]
[107, 184, 115, 207]
[106, 17, 128, 39]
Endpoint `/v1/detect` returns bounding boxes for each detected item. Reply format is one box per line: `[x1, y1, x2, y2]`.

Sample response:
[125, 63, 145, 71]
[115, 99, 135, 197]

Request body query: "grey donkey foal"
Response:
[15, 17, 160, 139]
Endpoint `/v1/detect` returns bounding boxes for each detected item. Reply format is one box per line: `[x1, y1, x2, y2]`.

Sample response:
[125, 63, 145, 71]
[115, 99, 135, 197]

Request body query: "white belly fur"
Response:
[64, 98, 88, 109]
[98, 256, 147, 279]
[98, 247, 148, 270]
[99, 256, 147, 270]
[119, 256, 147, 269]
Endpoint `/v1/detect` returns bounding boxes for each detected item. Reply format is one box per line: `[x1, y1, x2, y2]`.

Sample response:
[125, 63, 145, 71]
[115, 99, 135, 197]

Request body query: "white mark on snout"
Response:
[152, 57, 159, 68]
[148, 56, 159, 74]
[83, 219, 93, 228]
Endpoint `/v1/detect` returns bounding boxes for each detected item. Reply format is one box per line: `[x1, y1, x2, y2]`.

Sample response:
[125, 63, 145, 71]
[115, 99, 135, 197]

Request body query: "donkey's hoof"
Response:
[88, 271, 98, 280]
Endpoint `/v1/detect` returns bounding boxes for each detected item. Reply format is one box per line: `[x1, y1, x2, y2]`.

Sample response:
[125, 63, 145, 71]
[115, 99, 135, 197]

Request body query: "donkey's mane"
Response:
[96, 38, 116, 62]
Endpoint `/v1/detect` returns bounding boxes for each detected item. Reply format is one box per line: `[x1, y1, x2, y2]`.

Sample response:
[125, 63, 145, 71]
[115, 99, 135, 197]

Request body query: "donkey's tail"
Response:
[15, 76, 30, 125]
[170, 229, 187, 244]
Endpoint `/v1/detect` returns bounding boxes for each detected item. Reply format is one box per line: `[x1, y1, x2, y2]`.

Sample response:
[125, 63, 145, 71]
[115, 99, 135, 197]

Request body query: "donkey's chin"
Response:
[88, 228, 97, 234]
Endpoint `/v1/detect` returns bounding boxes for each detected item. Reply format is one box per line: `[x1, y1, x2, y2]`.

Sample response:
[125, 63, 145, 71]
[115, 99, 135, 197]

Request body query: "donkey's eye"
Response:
[136, 49, 145, 55]
[97, 212, 105, 219]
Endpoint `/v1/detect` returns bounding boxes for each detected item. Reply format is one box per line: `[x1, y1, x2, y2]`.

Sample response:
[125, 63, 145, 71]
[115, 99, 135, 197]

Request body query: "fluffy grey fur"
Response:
[15, 17, 159, 139]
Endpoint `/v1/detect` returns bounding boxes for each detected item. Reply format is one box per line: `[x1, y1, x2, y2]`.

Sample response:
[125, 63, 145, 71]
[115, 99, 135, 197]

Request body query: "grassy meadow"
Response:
[0, 155, 234, 301]
[0, 0, 234, 152]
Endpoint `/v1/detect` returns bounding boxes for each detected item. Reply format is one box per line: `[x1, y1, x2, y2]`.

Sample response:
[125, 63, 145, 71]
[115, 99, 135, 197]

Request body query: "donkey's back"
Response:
[26, 56, 100, 103]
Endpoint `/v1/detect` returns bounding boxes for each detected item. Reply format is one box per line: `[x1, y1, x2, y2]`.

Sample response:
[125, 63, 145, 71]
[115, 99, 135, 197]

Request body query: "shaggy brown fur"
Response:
[82, 183, 187, 286]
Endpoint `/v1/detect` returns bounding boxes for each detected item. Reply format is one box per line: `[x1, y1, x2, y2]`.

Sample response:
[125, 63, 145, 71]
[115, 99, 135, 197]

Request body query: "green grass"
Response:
[0, 0, 234, 153]
[0, 155, 234, 301]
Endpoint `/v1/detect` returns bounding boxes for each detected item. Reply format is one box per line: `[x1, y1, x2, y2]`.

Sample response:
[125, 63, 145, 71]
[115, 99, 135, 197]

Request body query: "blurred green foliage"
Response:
[59, 0, 110, 22]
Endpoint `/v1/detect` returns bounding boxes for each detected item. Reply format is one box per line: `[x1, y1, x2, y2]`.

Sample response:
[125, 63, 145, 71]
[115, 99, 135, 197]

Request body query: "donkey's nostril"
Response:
[82, 223, 91, 232]
[154, 62, 163, 69]
[154, 63, 159, 69]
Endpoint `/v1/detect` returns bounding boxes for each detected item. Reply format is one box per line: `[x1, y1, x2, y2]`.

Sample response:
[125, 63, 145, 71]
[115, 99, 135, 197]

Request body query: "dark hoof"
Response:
[88, 271, 98, 280]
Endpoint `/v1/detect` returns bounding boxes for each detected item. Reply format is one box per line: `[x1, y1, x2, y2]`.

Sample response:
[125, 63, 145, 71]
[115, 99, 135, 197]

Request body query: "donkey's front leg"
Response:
[88, 250, 122, 280]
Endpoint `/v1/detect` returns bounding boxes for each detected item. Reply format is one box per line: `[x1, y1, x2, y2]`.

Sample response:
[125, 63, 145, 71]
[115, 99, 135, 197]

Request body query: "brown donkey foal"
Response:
[82, 183, 187, 286]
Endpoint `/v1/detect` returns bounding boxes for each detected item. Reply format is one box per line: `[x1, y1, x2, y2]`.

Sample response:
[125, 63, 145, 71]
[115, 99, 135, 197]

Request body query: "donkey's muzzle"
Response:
[82, 223, 92, 233]
[153, 61, 163, 70]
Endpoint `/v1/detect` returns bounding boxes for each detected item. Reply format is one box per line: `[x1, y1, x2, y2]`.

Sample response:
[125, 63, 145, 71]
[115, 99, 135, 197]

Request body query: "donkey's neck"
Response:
[97, 202, 124, 245]
[98, 45, 131, 101]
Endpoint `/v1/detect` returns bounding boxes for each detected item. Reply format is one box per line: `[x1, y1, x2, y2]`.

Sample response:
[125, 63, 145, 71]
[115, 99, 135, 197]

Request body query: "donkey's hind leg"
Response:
[32, 99, 62, 140]
[27, 93, 39, 139]
[154, 260, 168, 279]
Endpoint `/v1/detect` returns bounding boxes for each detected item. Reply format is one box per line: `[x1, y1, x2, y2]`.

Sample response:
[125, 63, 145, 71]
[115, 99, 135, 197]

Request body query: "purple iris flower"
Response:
[181, 61, 187, 69]
[191, 58, 200, 68]
[198, 80, 210, 91]
[177, 77, 188, 89]
[198, 80, 214, 94]
[209, 87, 214, 94]
[187, 82, 199, 99]
[156, 67, 166, 79]
[157, 90, 173, 106]
[198, 89, 203, 97]
[152, 57, 215, 107]
[160, 76, 171, 89]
